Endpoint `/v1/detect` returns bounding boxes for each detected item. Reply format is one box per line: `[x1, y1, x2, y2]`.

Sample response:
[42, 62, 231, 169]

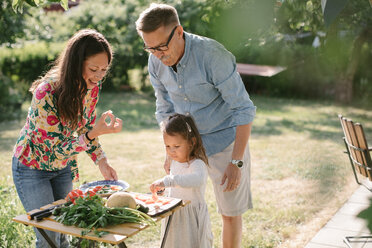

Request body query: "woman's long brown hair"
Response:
[163, 113, 209, 166]
[30, 29, 113, 129]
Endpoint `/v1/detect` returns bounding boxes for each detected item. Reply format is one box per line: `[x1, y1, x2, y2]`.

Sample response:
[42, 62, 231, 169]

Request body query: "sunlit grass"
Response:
[1, 92, 371, 247]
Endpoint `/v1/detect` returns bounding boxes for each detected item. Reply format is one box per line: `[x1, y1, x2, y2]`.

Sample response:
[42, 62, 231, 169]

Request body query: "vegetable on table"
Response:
[89, 184, 123, 195]
[54, 194, 155, 237]
[106, 192, 137, 209]
[65, 189, 85, 204]
[133, 193, 171, 205]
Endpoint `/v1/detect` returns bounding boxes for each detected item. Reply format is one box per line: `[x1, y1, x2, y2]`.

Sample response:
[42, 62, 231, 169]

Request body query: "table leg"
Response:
[160, 214, 173, 248]
[118, 242, 128, 248]
[36, 228, 57, 248]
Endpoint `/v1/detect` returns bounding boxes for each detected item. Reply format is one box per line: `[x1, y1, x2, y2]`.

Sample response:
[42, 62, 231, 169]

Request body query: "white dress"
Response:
[160, 159, 213, 248]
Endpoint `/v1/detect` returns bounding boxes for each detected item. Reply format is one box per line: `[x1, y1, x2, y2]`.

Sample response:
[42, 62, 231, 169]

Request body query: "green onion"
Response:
[53, 195, 155, 236]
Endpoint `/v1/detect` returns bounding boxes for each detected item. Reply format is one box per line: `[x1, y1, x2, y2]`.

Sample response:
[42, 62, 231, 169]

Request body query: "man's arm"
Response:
[232, 123, 252, 161]
[148, 56, 175, 124]
[221, 123, 252, 192]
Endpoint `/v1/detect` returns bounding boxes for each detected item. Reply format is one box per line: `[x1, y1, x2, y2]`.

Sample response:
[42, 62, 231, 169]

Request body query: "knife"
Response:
[28, 203, 64, 221]
[35, 210, 54, 221]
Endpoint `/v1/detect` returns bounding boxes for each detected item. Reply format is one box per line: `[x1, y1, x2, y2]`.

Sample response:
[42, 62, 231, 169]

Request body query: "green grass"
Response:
[1, 92, 371, 247]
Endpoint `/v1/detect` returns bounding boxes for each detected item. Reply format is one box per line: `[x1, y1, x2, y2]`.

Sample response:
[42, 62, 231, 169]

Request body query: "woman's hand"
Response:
[89, 110, 122, 139]
[98, 158, 118, 180]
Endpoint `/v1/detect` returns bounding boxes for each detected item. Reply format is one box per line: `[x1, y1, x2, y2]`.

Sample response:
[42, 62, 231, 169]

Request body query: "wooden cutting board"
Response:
[130, 193, 183, 217]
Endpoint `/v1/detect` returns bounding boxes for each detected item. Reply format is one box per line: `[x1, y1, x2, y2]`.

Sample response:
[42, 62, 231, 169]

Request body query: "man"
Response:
[136, 3, 256, 247]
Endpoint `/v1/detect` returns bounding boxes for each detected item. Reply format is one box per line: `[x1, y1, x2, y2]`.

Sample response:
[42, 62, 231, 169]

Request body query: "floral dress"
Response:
[13, 78, 106, 182]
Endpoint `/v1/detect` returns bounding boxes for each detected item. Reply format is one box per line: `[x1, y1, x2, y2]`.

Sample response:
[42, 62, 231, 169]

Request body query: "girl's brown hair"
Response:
[30, 29, 113, 129]
[163, 113, 208, 165]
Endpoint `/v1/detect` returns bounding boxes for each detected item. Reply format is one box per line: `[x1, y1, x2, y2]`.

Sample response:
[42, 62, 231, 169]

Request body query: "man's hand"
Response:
[98, 158, 118, 180]
[221, 163, 241, 192]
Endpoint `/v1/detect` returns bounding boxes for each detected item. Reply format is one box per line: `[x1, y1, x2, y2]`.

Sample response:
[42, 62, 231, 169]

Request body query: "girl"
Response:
[12, 29, 122, 247]
[150, 113, 213, 248]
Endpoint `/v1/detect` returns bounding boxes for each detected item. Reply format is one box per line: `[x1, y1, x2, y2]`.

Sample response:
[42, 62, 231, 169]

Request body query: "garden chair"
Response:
[338, 114, 372, 247]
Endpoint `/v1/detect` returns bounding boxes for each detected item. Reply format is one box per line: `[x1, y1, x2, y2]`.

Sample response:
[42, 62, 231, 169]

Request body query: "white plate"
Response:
[80, 180, 129, 195]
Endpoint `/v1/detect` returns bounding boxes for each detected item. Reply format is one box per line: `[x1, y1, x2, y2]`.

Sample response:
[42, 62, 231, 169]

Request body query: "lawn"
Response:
[1, 91, 371, 247]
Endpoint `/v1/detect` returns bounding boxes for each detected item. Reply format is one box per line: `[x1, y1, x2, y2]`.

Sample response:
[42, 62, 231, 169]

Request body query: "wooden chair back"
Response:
[338, 115, 372, 183]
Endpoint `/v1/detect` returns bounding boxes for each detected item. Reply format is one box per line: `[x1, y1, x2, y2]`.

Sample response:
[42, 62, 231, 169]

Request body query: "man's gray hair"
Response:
[136, 3, 180, 34]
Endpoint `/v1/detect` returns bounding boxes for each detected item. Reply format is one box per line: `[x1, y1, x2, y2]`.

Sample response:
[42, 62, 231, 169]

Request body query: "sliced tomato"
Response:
[65, 189, 84, 203]
[110, 186, 119, 191]
[135, 195, 149, 201]
[161, 200, 171, 205]
[70, 191, 79, 198]
[145, 199, 155, 204]
[86, 190, 96, 197]
[76, 189, 84, 196]
[92, 186, 103, 193]
[152, 192, 158, 201]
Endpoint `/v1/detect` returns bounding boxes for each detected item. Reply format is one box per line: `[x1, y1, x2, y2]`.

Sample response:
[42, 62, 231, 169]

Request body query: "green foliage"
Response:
[0, 178, 35, 247]
[3, 0, 371, 102]
[12, 0, 69, 13]
[0, 72, 25, 121]
[54, 195, 155, 233]
[204, 0, 372, 100]
[335, 0, 372, 30]
[0, 42, 63, 119]
[19, 0, 216, 91]
[0, 41, 63, 84]
[23, 0, 151, 91]
[0, 0, 27, 45]
[354, 41, 372, 104]
[276, 0, 324, 34]
[205, 0, 276, 56]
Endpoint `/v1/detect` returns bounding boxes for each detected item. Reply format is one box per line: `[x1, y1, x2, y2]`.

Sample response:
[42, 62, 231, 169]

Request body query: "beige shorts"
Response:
[207, 141, 252, 216]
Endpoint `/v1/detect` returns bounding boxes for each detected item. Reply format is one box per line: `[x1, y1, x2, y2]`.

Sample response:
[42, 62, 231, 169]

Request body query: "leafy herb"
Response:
[53, 195, 155, 236]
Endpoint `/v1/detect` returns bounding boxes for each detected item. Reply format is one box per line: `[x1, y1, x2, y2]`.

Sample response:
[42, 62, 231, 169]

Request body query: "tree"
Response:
[0, 0, 26, 46]
[276, 0, 372, 103]
[12, 0, 69, 12]
[327, 0, 372, 102]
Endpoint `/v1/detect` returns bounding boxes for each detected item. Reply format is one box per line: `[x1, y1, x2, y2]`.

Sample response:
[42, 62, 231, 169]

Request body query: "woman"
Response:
[12, 29, 122, 247]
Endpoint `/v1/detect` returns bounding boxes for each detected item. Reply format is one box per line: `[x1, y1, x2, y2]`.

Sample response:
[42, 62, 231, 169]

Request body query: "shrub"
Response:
[0, 178, 35, 247]
[0, 42, 63, 120]
[0, 41, 63, 96]
[0, 72, 27, 121]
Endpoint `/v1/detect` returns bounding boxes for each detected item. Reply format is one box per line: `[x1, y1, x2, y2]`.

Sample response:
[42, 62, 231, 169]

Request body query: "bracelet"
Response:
[85, 131, 95, 142]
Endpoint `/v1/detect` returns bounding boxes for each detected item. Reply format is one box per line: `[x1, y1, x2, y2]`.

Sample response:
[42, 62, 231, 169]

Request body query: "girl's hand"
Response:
[90, 110, 122, 138]
[150, 179, 165, 194]
[98, 158, 118, 180]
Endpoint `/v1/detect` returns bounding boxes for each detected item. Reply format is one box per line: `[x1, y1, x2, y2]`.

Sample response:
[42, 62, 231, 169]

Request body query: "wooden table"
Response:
[237, 63, 286, 77]
[13, 197, 189, 248]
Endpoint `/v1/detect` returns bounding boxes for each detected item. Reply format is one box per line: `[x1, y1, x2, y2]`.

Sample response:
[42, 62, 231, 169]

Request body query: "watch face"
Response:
[232, 160, 243, 168]
[237, 161, 243, 168]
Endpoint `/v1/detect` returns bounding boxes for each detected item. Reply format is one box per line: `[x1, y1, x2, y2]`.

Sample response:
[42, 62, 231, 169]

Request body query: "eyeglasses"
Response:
[143, 26, 179, 53]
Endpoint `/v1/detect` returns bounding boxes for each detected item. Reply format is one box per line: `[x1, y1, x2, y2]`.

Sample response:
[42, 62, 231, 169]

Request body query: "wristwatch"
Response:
[231, 159, 244, 168]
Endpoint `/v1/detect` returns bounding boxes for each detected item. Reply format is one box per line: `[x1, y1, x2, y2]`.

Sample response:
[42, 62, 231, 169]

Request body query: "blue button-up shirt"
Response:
[149, 32, 256, 156]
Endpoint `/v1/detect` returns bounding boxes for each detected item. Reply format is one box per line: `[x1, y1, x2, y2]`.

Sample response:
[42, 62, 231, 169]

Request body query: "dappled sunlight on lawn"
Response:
[1, 93, 372, 247]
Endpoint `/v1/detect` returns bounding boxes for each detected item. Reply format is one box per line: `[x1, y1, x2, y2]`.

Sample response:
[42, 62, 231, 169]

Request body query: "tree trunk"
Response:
[335, 27, 371, 103]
